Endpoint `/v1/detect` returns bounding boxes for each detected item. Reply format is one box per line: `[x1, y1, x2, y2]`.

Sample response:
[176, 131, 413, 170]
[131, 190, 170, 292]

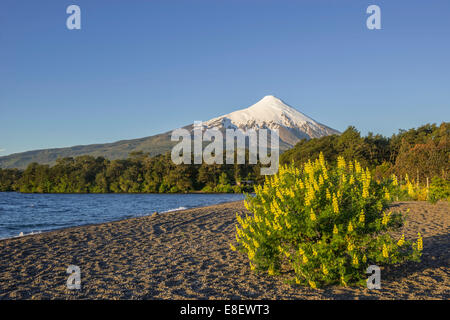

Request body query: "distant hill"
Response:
[0, 96, 339, 169]
[0, 131, 178, 169]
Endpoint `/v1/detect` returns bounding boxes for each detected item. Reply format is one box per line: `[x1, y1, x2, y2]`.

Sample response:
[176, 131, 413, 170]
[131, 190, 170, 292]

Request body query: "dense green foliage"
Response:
[428, 177, 450, 203]
[0, 152, 261, 193]
[281, 122, 449, 184]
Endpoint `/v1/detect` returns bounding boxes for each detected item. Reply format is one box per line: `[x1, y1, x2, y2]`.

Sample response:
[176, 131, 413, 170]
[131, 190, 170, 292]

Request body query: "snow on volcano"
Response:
[203, 95, 339, 147]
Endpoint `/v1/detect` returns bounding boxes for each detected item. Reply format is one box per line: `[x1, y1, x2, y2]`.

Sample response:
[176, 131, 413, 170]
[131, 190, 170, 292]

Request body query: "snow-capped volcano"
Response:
[0, 95, 340, 169]
[204, 95, 339, 147]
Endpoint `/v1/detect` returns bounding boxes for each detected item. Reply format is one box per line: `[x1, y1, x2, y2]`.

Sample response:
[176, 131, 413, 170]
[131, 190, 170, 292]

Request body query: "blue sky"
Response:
[1, 0, 449, 156]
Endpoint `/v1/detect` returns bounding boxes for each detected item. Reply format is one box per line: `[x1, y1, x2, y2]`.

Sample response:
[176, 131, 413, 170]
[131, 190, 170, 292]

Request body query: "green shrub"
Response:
[201, 185, 215, 193]
[428, 177, 450, 203]
[231, 153, 422, 288]
[215, 184, 234, 193]
[233, 185, 243, 193]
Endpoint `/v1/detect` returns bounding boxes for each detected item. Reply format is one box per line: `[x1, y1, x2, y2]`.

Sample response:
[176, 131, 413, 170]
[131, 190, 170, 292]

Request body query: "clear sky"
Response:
[1, 0, 449, 156]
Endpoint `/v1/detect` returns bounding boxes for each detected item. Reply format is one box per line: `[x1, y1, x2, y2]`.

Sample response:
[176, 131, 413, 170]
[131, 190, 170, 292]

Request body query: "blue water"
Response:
[0, 192, 245, 239]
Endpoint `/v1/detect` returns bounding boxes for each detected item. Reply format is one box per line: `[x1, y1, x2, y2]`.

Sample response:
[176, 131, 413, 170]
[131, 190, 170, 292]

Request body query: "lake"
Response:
[0, 192, 245, 239]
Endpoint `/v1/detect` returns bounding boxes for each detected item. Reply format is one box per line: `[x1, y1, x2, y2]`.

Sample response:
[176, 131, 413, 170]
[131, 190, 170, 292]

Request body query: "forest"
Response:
[0, 122, 448, 194]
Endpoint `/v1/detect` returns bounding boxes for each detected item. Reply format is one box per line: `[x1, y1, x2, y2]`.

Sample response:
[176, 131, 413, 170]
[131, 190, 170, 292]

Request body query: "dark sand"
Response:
[0, 201, 448, 300]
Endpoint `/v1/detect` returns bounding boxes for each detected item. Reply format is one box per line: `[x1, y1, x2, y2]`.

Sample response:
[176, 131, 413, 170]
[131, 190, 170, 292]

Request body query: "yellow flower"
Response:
[250, 262, 255, 270]
[312, 249, 318, 257]
[359, 209, 365, 223]
[295, 277, 301, 284]
[308, 280, 317, 289]
[347, 242, 354, 252]
[319, 152, 326, 168]
[397, 234, 405, 246]
[382, 243, 389, 258]
[302, 255, 309, 264]
[362, 254, 367, 263]
[319, 175, 324, 185]
[310, 209, 317, 221]
[362, 186, 369, 199]
[382, 211, 392, 226]
[230, 243, 237, 251]
[352, 255, 359, 266]
[417, 232, 423, 251]
[323, 169, 328, 180]
[349, 175, 355, 185]
[313, 180, 320, 192]
[236, 213, 243, 225]
[347, 222, 353, 232]
[333, 224, 339, 235]
[354, 160, 361, 174]
[332, 194, 339, 214]
[305, 187, 315, 206]
[276, 190, 284, 202]
[392, 174, 398, 186]
[253, 239, 259, 248]
[322, 264, 328, 275]
[407, 182, 414, 197]
[365, 168, 371, 181]
[337, 156, 346, 169]
[348, 162, 354, 171]
[268, 268, 275, 276]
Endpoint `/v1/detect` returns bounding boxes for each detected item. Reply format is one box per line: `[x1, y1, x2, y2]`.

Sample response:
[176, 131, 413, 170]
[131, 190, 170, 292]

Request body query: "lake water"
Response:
[0, 192, 245, 239]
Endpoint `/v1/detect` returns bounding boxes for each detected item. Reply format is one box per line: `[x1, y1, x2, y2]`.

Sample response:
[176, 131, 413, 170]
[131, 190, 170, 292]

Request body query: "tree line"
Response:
[0, 151, 263, 193]
[281, 122, 449, 184]
[0, 122, 448, 193]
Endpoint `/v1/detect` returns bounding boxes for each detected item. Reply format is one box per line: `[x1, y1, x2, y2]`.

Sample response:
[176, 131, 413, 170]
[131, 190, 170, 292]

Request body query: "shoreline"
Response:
[0, 191, 250, 195]
[0, 199, 245, 242]
[0, 200, 448, 299]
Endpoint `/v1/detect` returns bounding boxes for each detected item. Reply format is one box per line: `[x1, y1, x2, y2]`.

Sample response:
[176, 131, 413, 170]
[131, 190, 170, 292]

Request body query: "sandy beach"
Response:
[0, 200, 448, 300]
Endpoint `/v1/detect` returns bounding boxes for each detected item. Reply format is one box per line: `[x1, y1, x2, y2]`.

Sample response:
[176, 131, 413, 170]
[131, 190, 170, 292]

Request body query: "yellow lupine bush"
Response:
[389, 174, 437, 202]
[232, 153, 422, 288]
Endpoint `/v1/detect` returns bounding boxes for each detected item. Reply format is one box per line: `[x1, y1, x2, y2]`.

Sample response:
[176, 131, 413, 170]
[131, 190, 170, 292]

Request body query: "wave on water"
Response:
[0, 230, 42, 240]
[161, 206, 188, 213]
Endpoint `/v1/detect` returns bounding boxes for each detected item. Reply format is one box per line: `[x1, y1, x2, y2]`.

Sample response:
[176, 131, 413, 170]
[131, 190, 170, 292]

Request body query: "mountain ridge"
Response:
[0, 96, 340, 169]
